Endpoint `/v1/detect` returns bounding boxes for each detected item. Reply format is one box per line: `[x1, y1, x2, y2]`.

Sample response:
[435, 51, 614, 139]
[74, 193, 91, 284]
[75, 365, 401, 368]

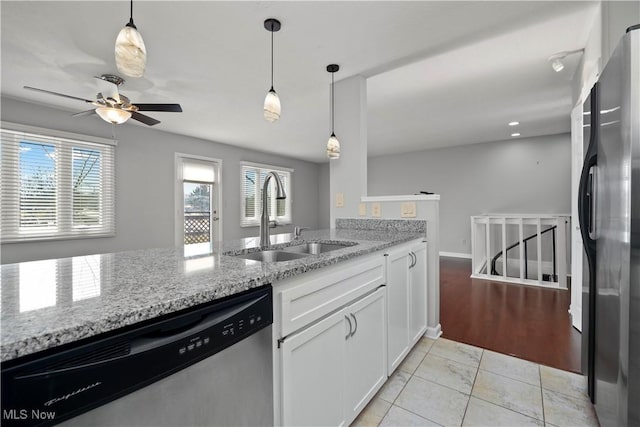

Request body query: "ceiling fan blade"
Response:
[131, 111, 161, 126]
[71, 109, 96, 118]
[134, 103, 183, 112]
[24, 86, 94, 103]
[94, 76, 121, 104]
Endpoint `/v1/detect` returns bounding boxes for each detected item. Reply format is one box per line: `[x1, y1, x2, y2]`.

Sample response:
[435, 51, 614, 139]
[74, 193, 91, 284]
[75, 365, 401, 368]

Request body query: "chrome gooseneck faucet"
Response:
[260, 171, 286, 248]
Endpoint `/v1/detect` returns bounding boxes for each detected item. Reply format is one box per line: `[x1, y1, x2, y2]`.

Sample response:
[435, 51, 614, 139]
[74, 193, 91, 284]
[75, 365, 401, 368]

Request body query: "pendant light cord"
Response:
[331, 73, 335, 134]
[128, 0, 135, 27]
[270, 25, 274, 89]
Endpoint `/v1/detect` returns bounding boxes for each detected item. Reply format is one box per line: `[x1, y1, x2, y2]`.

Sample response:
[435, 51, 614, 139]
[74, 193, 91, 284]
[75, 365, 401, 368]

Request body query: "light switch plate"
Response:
[371, 202, 381, 217]
[336, 193, 344, 208]
[358, 203, 367, 216]
[401, 202, 417, 218]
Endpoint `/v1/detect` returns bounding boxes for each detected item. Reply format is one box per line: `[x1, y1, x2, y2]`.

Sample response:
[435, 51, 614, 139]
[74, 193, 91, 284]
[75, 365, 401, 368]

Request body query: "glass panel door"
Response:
[183, 182, 212, 246]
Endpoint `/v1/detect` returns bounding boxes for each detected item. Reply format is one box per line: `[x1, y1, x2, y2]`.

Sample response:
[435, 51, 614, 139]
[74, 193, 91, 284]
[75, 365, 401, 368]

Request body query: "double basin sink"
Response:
[231, 241, 357, 263]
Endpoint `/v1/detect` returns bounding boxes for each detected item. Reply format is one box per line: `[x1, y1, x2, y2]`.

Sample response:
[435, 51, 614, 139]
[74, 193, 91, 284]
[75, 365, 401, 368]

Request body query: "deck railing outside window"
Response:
[184, 212, 210, 245]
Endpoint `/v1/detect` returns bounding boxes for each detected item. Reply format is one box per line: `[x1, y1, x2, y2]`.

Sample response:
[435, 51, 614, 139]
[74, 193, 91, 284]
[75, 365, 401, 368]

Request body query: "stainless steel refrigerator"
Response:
[579, 24, 639, 427]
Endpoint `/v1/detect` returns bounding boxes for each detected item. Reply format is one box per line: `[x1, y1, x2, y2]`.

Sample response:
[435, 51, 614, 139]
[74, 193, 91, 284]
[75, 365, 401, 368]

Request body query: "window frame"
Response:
[174, 153, 223, 247]
[1, 122, 116, 243]
[240, 161, 293, 227]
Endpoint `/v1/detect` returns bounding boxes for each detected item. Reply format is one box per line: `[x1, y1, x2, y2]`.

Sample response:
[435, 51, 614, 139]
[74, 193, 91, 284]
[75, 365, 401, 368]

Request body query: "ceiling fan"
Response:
[24, 74, 182, 126]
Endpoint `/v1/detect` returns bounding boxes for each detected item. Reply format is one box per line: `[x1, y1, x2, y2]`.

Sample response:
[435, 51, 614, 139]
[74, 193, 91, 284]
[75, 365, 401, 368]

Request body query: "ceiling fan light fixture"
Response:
[264, 18, 282, 122]
[326, 64, 340, 160]
[96, 107, 132, 124]
[115, 0, 146, 78]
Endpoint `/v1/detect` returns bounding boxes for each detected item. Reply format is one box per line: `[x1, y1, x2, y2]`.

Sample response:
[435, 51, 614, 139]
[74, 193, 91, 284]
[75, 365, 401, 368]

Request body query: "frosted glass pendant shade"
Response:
[115, 24, 147, 78]
[326, 133, 340, 159]
[264, 88, 281, 122]
[96, 107, 132, 124]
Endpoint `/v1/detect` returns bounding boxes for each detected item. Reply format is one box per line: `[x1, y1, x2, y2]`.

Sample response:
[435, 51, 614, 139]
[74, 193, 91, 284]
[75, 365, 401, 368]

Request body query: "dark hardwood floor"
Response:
[440, 257, 582, 373]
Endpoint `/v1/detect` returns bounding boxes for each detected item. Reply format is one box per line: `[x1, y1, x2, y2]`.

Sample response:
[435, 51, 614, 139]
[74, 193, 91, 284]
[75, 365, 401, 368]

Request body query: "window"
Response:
[240, 162, 292, 227]
[1, 123, 115, 242]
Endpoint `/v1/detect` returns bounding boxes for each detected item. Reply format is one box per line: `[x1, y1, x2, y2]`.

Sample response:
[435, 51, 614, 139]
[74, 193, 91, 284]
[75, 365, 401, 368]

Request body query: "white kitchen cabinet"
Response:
[385, 239, 428, 373]
[280, 308, 347, 427]
[409, 241, 428, 343]
[344, 288, 387, 422]
[385, 248, 411, 373]
[279, 287, 386, 427]
[274, 253, 387, 427]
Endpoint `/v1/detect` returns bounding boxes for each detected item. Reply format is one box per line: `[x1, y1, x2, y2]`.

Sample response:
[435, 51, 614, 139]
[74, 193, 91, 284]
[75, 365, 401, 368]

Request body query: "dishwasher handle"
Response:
[14, 292, 270, 380]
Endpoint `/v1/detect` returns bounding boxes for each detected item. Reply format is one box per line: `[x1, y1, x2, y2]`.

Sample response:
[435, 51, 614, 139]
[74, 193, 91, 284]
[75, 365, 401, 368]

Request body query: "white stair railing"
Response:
[470, 214, 571, 289]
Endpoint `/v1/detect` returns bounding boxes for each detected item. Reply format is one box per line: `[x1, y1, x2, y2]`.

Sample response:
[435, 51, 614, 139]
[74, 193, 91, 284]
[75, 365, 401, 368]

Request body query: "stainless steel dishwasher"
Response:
[1, 285, 273, 427]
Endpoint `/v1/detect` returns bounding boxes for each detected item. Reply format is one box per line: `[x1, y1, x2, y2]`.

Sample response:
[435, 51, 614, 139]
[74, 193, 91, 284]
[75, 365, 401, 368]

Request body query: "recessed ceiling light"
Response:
[511, 133, 521, 137]
[508, 121, 519, 126]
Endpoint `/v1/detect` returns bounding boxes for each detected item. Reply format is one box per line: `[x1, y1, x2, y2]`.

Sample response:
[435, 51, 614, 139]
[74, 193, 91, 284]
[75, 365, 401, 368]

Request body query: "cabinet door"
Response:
[344, 287, 387, 424]
[280, 309, 347, 427]
[385, 249, 410, 373]
[409, 243, 428, 345]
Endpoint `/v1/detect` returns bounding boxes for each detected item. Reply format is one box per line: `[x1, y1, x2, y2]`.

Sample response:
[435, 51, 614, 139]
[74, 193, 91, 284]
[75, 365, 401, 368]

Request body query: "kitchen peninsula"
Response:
[1, 219, 432, 427]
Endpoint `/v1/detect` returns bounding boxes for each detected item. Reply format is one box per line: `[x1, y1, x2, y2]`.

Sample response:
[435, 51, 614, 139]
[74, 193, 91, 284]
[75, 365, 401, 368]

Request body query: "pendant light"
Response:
[115, 0, 147, 78]
[326, 64, 340, 159]
[263, 18, 281, 122]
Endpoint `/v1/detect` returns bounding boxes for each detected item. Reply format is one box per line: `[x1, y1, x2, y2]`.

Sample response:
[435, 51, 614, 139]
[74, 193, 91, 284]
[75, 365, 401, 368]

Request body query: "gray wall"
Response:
[1, 97, 321, 263]
[318, 162, 330, 228]
[368, 134, 571, 254]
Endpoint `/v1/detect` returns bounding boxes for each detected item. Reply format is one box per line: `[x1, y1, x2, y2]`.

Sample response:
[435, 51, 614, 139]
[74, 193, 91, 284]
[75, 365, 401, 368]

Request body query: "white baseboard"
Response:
[425, 324, 442, 339]
[440, 251, 472, 259]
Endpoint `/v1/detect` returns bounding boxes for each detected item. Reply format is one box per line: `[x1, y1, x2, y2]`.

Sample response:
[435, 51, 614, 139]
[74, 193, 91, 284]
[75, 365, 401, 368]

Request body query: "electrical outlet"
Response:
[358, 203, 367, 216]
[401, 202, 416, 218]
[371, 203, 381, 217]
[336, 193, 344, 208]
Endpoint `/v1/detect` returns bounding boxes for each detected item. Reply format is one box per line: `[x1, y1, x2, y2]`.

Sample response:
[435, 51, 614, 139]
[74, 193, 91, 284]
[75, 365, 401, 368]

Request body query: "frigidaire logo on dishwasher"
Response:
[44, 382, 102, 407]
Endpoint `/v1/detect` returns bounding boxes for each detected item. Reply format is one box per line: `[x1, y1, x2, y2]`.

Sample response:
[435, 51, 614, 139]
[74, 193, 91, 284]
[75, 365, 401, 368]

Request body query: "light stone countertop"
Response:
[1, 226, 425, 362]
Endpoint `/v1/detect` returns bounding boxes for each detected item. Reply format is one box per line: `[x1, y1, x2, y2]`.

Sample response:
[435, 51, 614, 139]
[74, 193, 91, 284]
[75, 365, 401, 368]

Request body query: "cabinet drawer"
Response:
[279, 255, 385, 337]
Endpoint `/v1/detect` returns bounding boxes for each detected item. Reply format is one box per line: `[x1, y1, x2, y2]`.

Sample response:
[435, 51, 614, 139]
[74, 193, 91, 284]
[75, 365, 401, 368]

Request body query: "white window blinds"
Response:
[1, 124, 116, 242]
[240, 162, 292, 227]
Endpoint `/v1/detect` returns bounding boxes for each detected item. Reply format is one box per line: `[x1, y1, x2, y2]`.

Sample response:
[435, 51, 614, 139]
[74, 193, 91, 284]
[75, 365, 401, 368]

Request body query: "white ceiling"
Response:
[1, 1, 598, 163]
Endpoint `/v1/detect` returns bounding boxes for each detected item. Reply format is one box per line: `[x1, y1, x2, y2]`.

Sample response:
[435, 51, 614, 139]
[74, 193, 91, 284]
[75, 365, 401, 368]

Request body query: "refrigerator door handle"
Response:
[588, 168, 596, 240]
[578, 85, 598, 257]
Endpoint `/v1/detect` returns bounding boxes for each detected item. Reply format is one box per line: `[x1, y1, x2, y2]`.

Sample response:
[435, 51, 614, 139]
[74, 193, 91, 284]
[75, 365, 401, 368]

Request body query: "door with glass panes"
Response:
[176, 155, 220, 253]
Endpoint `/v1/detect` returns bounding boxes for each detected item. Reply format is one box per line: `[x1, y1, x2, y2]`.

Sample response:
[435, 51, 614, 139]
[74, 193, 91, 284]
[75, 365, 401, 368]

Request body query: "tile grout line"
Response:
[468, 369, 546, 422]
[460, 349, 483, 426]
[375, 397, 393, 427]
[469, 394, 546, 424]
[539, 364, 546, 425]
[376, 342, 434, 426]
[389, 402, 445, 427]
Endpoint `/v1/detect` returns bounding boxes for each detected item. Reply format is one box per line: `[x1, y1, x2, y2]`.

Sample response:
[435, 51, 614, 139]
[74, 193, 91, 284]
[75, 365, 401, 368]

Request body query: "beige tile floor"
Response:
[351, 338, 599, 427]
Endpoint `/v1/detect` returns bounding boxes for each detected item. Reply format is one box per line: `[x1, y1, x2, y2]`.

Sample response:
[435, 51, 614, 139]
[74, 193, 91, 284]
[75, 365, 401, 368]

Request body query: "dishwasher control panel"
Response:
[177, 311, 268, 357]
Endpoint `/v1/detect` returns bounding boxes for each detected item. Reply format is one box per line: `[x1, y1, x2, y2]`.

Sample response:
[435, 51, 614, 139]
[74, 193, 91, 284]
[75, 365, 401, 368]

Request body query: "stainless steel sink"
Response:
[283, 241, 357, 255]
[233, 250, 309, 262]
